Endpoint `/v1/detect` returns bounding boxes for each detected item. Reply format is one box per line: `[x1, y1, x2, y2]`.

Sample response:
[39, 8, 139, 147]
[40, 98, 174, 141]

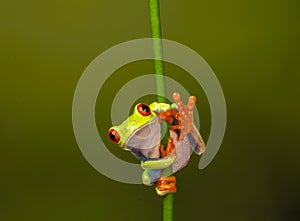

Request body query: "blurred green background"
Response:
[1, 0, 299, 220]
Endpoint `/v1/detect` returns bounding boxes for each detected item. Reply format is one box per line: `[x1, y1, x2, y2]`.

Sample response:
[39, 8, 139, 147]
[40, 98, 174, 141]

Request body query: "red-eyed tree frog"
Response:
[108, 92, 205, 196]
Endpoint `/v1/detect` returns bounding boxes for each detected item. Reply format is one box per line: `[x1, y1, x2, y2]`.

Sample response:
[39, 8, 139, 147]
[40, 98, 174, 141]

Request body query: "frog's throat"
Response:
[124, 117, 161, 151]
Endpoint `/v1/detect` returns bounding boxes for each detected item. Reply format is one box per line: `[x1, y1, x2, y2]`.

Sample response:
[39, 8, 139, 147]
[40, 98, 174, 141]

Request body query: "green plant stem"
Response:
[149, 0, 166, 103]
[149, 1, 173, 221]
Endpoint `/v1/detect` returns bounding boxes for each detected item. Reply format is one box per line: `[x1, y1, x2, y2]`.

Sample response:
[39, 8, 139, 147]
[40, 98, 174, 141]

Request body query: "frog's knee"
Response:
[142, 170, 161, 186]
[142, 170, 152, 186]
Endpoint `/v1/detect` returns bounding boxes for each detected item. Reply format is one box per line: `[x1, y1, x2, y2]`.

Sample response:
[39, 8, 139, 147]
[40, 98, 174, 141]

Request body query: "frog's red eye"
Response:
[137, 103, 151, 116]
[108, 129, 120, 143]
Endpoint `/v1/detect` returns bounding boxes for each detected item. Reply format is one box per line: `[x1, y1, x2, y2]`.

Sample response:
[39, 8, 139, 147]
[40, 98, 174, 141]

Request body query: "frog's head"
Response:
[108, 103, 160, 151]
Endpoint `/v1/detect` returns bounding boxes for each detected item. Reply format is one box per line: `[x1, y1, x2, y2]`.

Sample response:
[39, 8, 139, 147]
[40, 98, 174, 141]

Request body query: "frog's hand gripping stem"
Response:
[141, 154, 176, 170]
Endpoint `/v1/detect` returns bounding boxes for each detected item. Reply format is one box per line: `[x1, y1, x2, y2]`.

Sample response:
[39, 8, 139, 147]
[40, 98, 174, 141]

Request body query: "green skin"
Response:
[109, 102, 176, 171]
[109, 96, 206, 186]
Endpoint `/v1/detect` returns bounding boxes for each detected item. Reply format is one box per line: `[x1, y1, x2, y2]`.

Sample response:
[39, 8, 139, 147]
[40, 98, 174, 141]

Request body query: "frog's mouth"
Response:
[125, 118, 161, 151]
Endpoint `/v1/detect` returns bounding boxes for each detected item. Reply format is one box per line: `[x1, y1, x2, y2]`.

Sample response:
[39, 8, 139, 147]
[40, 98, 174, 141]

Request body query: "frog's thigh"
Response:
[142, 169, 161, 186]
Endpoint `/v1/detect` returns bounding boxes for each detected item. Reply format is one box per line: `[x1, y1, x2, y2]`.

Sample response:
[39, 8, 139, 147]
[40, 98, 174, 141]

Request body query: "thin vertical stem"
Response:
[149, 1, 174, 221]
[163, 193, 174, 221]
[149, 0, 166, 103]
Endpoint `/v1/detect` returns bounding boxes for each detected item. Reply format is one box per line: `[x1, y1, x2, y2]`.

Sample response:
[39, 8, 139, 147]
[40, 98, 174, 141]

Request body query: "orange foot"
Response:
[156, 176, 177, 196]
[159, 137, 175, 158]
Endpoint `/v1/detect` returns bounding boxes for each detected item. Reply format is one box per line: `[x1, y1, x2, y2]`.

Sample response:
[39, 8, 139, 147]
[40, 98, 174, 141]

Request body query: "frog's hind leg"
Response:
[142, 170, 177, 196]
[142, 169, 161, 186]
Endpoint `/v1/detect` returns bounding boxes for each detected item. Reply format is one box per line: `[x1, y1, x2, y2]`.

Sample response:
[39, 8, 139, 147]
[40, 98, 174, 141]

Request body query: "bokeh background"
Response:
[1, 0, 299, 220]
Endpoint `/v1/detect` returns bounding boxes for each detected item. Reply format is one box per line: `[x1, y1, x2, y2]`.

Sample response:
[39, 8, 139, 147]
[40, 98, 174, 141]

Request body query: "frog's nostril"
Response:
[108, 129, 120, 143]
[137, 103, 151, 116]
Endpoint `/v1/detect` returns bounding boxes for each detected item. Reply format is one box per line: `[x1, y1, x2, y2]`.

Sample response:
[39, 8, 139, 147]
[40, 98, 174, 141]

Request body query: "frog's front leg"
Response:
[187, 126, 206, 155]
[172, 92, 206, 155]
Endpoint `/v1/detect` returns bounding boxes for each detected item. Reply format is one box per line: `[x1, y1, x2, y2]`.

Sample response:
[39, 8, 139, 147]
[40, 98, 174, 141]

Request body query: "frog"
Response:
[108, 92, 206, 196]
